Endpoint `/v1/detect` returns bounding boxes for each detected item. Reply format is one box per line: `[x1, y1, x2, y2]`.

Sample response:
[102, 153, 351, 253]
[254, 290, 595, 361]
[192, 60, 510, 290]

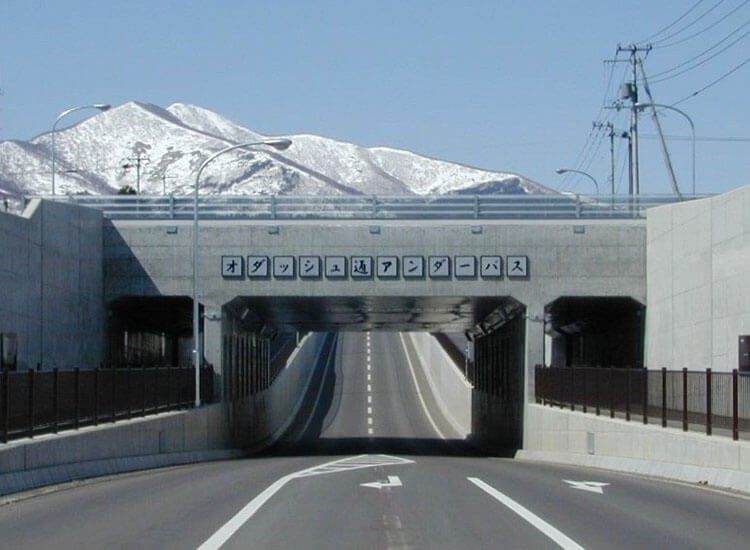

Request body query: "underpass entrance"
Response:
[107, 296, 196, 367]
[545, 297, 645, 368]
[222, 295, 527, 454]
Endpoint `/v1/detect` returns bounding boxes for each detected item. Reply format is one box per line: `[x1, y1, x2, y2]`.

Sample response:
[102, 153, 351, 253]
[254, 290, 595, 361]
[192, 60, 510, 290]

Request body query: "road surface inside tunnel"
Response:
[1, 332, 748, 549]
[269, 331, 470, 457]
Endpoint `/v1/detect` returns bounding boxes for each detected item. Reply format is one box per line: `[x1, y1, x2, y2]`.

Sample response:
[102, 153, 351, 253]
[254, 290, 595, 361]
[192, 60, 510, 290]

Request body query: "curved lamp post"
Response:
[192, 138, 292, 407]
[636, 103, 695, 197]
[555, 168, 600, 194]
[51, 104, 111, 195]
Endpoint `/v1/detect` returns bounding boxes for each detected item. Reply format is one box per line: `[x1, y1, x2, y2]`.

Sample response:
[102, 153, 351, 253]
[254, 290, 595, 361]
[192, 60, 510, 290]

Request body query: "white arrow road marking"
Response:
[563, 480, 610, 494]
[361, 476, 402, 490]
[198, 455, 413, 550]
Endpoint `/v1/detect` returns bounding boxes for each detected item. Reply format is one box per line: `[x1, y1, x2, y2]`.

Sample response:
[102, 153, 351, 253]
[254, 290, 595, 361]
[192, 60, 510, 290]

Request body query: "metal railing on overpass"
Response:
[29, 193, 709, 220]
[535, 365, 749, 441]
[1, 366, 214, 443]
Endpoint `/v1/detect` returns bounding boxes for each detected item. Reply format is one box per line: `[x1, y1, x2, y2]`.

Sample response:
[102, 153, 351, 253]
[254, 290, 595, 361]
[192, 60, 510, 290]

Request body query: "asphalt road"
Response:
[1, 332, 748, 549]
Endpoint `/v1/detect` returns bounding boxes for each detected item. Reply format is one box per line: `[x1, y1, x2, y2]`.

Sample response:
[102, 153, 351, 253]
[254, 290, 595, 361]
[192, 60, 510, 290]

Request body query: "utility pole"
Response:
[160, 173, 177, 195]
[594, 121, 629, 197]
[638, 61, 682, 199]
[122, 153, 150, 194]
[593, 121, 615, 196]
[615, 43, 651, 196]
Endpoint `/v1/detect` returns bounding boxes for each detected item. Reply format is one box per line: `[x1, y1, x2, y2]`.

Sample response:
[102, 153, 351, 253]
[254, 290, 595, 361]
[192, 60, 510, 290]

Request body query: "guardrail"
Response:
[29, 193, 708, 220]
[535, 366, 749, 441]
[1, 366, 214, 443]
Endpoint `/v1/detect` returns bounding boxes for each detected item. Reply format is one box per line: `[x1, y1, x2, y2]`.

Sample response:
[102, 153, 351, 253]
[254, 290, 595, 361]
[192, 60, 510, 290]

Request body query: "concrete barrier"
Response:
[0, 404, 239, 497]
[519, 404, 750, 494]
[230, 332, 330, 449]
[0, 332, 328, 497]
[405, 332, 472, 437]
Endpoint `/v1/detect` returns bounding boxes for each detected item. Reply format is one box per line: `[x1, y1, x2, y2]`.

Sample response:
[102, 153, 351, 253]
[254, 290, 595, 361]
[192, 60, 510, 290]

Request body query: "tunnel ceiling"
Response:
[109, 296, 194, 336]
[224, 296, 519, 333]
[545, 296, 645, 335]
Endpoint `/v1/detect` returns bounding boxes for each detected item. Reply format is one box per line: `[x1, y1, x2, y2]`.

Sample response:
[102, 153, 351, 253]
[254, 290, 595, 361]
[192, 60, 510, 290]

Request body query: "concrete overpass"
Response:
[1, 189, 749, 497]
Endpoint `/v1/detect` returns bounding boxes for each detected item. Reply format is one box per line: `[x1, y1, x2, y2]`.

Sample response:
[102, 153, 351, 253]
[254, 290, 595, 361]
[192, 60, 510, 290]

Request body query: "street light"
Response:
[636, 102, 696, 197]
[192, 138, 292, 407]
[555, 168, 600, 194]
[51, 104, 111, 195]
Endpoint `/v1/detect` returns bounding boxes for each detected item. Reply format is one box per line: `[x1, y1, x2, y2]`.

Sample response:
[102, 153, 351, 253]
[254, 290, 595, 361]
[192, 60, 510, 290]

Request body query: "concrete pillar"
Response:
[523, 302, 545, 449]
[203, 307, 223, 402]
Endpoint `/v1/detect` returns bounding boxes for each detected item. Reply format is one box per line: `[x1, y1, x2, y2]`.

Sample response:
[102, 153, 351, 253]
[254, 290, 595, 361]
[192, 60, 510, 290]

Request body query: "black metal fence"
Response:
[535, 366, 750, 441]
[1, 366, 214, 443]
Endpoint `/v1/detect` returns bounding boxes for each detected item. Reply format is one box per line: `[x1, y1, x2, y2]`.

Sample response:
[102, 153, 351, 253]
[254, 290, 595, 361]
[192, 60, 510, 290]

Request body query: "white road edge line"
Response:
[467, 477, 585, 550]
[197, 474, 295, 550]
[399, 333, 446, 440]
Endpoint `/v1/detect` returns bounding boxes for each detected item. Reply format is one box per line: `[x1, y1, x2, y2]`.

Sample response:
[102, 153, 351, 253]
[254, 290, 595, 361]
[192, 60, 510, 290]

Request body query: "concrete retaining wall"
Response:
[519, 404, 750, 494]
[405, 332, 472, 437]
[0, 199, 104, 370]
[0, 405, 238, 497]
[646, 184, 750, 372]
[230, 332, 329, 448]
[0, 332, 326, 496]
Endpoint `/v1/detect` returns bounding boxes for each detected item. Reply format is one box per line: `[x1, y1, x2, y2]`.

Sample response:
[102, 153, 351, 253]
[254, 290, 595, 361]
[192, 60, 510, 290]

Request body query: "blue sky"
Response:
[0, 1, 747, 195]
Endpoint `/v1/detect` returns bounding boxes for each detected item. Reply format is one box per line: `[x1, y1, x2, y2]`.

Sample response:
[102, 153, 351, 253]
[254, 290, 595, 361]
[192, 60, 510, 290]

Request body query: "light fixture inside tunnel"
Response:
[465, 300, 526, 340]
[223, 296, 517, 333]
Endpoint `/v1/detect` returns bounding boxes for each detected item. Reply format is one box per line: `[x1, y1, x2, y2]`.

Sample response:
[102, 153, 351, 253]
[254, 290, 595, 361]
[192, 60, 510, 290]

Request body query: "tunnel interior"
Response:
[545, 296, 645, 368]
[106, 294, 536, 455]
[222, 295, 527, 455]
[107, 296, 197, 367]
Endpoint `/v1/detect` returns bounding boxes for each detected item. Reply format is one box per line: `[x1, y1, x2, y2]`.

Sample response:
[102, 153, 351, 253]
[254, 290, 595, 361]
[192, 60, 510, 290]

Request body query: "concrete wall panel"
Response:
[0, 200, 104, 370]
[647, 185, 750, 371]
[520, 404, 750, 493]
[104, 220, 648, 322]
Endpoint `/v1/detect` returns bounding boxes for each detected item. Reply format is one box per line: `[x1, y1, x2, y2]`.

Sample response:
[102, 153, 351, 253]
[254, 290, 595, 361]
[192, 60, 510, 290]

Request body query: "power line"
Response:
[636, 0, 706, 45]
[649, 19, 750, 78]
[649, 29, 749, 84]
[641, 134, 750, 142]
[672, 55, 750, 104]
[655, 1, 750, 48]
[651, 0, 728, 46]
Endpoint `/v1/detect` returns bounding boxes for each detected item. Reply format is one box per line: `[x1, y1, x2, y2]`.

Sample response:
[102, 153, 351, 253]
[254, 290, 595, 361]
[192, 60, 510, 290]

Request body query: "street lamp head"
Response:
[263, 138, 292, 151]
[93, 104, 112, 112]
[555, 168, 567, 175]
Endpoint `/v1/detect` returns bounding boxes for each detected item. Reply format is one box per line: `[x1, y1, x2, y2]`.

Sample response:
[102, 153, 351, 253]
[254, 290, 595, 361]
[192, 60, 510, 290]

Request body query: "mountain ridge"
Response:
[0, 101, 552, 203]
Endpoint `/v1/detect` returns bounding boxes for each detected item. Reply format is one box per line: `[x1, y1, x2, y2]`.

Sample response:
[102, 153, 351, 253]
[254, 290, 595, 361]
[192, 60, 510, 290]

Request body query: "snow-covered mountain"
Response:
[0, 101, 552, 203]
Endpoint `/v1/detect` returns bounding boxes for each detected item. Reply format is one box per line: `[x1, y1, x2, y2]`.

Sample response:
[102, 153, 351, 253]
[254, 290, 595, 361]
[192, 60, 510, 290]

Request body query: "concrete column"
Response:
[203, 308, 223, 402]
[523, 302, 545, 449]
